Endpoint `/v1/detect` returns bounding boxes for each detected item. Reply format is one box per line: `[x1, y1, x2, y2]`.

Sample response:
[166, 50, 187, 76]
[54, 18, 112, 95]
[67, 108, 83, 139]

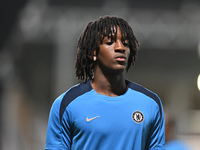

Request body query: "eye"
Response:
[106, 42, 114, 45]
[122, 41, 129, 47]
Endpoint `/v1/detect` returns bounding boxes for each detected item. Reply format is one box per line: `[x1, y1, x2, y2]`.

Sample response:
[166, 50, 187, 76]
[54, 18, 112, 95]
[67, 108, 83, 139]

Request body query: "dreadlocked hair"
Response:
[75, 15, 140, 81]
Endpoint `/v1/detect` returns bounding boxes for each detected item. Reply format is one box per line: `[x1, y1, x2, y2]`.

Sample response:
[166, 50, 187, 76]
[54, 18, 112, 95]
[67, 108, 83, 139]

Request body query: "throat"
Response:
[91, 77, 128, 97]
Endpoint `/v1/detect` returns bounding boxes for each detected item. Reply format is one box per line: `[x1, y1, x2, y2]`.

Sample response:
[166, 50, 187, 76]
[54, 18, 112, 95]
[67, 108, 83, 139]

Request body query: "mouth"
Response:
[115, 55, 126, 61]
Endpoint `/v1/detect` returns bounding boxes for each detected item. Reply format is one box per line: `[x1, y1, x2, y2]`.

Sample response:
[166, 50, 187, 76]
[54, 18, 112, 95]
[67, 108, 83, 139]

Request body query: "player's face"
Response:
[96, 26, 130, 74]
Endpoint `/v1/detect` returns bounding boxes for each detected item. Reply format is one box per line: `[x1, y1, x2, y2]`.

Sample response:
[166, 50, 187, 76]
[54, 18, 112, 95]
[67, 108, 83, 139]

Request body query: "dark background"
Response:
[0, 0, 200, 149]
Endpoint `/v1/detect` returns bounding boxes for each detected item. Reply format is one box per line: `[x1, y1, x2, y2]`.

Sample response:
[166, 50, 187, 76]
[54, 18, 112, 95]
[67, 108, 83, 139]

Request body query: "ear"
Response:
[93, 50, 97, 61]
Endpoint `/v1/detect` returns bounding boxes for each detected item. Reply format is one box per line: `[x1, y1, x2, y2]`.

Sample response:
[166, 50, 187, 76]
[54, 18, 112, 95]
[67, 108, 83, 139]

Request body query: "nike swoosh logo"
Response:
[86, 116, 100, 122]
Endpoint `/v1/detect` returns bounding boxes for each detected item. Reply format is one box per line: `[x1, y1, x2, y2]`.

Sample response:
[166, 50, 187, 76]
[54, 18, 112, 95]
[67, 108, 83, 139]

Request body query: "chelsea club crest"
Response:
[132, 111, 144, 123]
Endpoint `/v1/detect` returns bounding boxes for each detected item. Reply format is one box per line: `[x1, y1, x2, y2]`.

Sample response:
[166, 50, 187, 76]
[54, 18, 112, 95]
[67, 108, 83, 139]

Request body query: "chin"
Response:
[101, 64, 126, 75]
[111, 67, 126, 75]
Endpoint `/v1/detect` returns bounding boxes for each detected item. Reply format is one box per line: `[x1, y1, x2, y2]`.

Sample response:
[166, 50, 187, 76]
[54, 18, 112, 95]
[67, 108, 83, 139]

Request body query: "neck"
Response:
[91, 69, 127, 97]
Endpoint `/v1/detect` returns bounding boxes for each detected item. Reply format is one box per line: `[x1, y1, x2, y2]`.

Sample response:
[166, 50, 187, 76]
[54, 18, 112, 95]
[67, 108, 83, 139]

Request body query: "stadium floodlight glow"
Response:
[198, 74, 200, 91]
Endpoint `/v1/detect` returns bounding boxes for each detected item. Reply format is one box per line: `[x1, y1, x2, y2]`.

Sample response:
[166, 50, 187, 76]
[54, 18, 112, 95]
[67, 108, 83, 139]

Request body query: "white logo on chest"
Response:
[132, 111, 144, 123]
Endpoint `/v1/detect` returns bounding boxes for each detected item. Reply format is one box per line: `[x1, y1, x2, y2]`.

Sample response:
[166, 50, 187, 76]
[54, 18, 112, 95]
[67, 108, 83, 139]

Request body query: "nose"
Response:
[114, 40, 125, 53]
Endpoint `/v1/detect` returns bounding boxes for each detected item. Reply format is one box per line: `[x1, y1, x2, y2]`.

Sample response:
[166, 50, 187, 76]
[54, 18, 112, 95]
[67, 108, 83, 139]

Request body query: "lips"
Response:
[115, 55, 126, 61]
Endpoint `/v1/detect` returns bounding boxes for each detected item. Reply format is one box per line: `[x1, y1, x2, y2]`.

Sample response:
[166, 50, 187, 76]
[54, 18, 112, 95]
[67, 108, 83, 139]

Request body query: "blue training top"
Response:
[45, 79, 165, 150]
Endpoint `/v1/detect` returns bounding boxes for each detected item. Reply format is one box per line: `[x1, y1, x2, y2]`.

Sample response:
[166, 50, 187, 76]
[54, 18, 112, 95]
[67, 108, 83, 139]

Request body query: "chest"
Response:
[69, 99, 153, 137]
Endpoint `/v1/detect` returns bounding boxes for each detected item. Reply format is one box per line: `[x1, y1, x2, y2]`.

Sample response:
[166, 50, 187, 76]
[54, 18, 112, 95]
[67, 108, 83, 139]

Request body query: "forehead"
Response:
[110, 25, 117, 33]
[100, 25, 127, 39]
[103, 25, 118, 34]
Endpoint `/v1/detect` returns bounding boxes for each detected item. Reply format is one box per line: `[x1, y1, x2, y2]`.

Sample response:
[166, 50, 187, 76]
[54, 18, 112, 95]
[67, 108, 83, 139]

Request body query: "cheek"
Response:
[98, 46, 113, 58]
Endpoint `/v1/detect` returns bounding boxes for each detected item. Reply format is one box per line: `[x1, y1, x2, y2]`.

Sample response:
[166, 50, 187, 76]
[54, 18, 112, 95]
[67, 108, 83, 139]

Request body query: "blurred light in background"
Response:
[198, 74, 200, 91]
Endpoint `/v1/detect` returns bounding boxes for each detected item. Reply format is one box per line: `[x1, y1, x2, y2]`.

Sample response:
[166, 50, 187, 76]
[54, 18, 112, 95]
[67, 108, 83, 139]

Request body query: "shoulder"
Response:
[126, 80, 163, 116]
[126, 80, 160, 101]
[59, 80, 93, 122]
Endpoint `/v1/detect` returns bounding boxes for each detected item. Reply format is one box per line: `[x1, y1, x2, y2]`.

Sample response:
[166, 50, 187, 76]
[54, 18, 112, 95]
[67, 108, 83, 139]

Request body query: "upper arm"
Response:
[45, 94, 71, 150]
[146, 100, 165, 150]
